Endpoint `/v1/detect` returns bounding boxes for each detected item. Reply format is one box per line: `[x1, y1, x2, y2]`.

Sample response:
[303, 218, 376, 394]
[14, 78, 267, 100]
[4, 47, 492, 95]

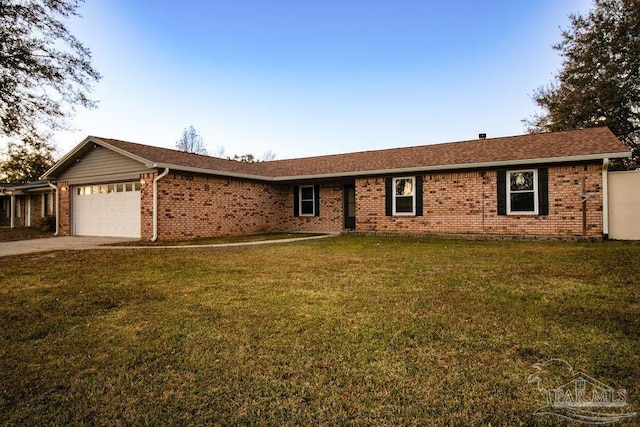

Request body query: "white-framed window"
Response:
[299, 185, 315, 216]
[393, 177, 415, 215]
[76, 182, 140, 196]
[507, 169, 538, 214]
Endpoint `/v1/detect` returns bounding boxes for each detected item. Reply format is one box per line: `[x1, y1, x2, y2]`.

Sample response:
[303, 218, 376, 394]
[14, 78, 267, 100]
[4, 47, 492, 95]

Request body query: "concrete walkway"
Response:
[103, 234, 336, 250]
[0, 236, 136, 257]
[0, 234, 336, 257]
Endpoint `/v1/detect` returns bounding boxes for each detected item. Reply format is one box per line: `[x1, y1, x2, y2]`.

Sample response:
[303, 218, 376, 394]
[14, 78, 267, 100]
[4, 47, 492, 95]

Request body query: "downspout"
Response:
[151, 168, 170, 241]
[47, 182, 59, 236]
[602, 158, 609, 239]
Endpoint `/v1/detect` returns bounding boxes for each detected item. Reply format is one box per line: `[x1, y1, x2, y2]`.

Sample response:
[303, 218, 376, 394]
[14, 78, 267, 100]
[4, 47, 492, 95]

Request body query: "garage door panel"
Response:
[73, 183, 141, 238]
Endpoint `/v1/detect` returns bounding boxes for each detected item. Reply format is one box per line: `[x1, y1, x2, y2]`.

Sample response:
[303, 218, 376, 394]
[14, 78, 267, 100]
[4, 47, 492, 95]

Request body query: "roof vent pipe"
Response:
[479, 133, 487, 139]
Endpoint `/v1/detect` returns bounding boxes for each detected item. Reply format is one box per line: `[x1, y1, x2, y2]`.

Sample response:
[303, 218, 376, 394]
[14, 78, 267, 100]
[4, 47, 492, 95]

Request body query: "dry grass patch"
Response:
[0, 236, 638, 425]
[111, 232, 324, 246]
[0, 227, 54, 242]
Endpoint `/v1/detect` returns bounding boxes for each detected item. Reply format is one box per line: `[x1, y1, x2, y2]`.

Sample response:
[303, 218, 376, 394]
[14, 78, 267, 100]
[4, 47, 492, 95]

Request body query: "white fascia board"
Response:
[151, 151, 630, 182]
[41, 136, 151, 180]
[271, 151, 632, 182]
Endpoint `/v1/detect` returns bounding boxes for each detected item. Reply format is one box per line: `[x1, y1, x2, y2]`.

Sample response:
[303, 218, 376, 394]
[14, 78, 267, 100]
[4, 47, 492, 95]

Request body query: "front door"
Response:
[343, 184, 355, 230]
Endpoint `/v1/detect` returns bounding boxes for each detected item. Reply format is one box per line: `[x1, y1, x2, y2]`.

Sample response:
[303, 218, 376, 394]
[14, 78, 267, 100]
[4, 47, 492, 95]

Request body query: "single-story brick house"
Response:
[0, 181, 55, 228]
[41, 127, 630, 240]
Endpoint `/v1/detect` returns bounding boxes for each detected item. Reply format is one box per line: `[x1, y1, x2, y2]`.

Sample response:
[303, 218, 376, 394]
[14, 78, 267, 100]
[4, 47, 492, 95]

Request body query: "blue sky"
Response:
[56, 0, 592, 159]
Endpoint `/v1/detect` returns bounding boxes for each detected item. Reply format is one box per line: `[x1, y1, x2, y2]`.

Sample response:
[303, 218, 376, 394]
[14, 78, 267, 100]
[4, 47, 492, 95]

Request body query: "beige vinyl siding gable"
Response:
[59, 146, 149, 184]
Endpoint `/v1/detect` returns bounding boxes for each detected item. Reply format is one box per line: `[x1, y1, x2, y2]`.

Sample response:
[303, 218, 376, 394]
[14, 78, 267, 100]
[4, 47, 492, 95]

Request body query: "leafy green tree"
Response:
[525, 0, 640, 164]
[0, 137, 55, 182]
[176, 126, 208, 154]
[0, 0, 101, 144]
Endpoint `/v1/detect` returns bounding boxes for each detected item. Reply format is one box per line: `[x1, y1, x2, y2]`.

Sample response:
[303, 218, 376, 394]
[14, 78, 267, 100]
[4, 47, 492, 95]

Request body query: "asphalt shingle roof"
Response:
[93, 127, 629, 180]
[42, 127, 628, 181]
[251, 127, 629, 178]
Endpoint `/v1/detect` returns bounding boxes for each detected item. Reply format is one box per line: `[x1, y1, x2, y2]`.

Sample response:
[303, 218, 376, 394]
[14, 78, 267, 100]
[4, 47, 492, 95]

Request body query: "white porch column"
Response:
[26, 197, 31, 227]
[10, 194, 15, 228]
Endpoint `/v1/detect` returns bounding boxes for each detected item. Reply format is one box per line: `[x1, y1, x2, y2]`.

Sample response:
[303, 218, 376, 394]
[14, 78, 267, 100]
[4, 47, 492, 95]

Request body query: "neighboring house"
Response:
[41, 127, 630, 240]
[0, 181, 55, 228]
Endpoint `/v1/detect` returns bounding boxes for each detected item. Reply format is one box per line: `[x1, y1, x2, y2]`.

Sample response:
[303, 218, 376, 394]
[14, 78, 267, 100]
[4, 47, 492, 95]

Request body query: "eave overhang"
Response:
[148, 151, 631, 183]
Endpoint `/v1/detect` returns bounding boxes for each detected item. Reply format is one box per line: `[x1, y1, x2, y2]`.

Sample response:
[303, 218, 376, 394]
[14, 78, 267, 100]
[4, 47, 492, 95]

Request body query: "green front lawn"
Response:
[112, 232, 324, 246]
[1, 236, 638, 425]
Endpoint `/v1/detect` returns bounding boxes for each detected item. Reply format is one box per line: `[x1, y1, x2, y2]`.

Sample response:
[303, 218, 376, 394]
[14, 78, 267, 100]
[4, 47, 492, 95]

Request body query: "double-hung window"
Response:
[385, 176, 423, 217]
[299, 185, 315, 216]
[393, 177, 415, 215]
[507, 169, 538, 214]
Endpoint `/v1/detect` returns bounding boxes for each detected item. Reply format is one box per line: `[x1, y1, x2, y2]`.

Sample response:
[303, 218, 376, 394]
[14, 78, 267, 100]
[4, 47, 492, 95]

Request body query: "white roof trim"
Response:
[149, 163, 270, 181]
[153, 151, 631, 182]
[274, 151, 631, 181]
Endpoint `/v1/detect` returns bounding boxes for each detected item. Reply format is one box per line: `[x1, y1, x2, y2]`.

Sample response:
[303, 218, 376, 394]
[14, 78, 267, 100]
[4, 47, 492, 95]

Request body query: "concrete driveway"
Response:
[0, 236, 136, 257]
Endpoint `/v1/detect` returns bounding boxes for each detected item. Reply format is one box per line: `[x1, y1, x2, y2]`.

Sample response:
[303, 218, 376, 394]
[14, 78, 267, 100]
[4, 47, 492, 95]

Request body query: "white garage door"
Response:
[73, 182, 141, 238]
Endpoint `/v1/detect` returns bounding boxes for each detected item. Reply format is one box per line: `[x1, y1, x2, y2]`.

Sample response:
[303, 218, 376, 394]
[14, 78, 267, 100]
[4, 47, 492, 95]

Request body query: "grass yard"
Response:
[0, 227, 54, 242]
[0, 235, 638, 425]
[111, 232, 324, 246]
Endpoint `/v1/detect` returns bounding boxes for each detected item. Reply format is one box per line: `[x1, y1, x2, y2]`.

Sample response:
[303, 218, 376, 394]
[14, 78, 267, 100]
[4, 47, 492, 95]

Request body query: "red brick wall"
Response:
[58, 182, 72, 236]
[27, 194, 43, 227]
[140, 173, 156, 240]
[151, 173, 290, 240]
[281, 182, 346, 232]
[0, 197, 8, 226]
[140, 175, 347, 240]
[13, 198, 25, 227]
[56, 163, 605, 240]
[355, 163, 604, 237]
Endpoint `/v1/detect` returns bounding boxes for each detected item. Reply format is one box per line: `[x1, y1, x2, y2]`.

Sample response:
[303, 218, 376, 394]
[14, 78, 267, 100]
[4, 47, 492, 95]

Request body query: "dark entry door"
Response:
[343, 184, 355, 230]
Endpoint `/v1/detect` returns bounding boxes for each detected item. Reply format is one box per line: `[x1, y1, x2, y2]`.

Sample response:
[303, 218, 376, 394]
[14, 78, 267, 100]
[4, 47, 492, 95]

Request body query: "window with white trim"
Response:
[299, 185, 315, 216]
[393, 177, 415, 215]
[507, 169, 538, 214]
[76, 182, 140, 196]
